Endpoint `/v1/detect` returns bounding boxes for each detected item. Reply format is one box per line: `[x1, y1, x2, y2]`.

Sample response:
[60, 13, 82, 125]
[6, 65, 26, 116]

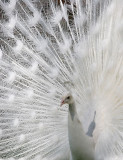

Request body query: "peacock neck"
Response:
[69, 102, 77, 121]
[68, 102, 95, 160]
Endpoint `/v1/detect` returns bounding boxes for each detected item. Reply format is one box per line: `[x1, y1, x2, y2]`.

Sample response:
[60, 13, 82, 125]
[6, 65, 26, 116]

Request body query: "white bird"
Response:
[61, 93, 95, 160]
[0, 0, 123, 160]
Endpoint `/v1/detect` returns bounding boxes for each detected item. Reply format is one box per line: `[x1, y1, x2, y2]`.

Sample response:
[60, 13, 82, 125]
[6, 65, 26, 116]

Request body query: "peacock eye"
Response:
[67, 96, 70, 99]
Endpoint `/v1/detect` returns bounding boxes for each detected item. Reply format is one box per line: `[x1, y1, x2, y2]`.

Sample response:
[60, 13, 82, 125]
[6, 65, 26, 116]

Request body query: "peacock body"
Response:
[0, 0, 123, 160]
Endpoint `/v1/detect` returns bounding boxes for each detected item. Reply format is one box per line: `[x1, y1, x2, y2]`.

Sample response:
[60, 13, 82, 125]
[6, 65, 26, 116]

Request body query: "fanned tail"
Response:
[0, 0, 123, 160]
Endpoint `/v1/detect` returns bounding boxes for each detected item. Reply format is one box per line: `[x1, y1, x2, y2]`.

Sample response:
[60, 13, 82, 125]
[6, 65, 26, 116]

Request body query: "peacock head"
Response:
[60, 93, 74, 106]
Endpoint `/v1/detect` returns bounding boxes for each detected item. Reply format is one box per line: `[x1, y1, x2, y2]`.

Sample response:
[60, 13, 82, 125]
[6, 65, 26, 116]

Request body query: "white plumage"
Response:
[0, 0, 123, 160]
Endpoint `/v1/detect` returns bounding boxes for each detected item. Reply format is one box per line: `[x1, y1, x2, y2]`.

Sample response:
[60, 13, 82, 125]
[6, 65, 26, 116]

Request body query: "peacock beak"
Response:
[60, 100, 64, 106]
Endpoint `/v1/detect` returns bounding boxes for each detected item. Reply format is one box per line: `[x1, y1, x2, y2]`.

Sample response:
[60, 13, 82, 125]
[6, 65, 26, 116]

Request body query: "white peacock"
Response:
[0, 0, 123, 160]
